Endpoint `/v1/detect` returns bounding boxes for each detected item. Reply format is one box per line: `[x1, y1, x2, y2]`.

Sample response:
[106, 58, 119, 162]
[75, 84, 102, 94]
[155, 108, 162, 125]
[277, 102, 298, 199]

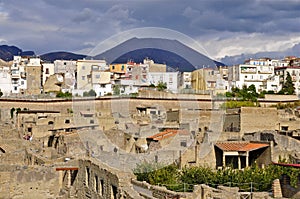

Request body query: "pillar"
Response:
[246, 151, 249, 168]
[67, 170, 71, 188]
[58, 170, 63, 190]
[222, 154, 226, 167]
[238, 156, 241, 170]
[272, 179, 282, 198]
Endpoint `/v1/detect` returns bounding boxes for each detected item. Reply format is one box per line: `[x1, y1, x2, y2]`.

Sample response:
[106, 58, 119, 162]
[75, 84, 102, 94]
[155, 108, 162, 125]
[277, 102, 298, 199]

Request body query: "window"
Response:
[90, 120, 94, 124]
[121, 65, 124, 71]
[95, 74, 100, 79]
[14, 87, 17, 91]
[21, 81, 24, 85]
[82, 76, 85, 80]
[65, 119, 70, 124]
[82, 66, 85, 70]
[45, 68, 49, 74]
[112, 65, 115, 70]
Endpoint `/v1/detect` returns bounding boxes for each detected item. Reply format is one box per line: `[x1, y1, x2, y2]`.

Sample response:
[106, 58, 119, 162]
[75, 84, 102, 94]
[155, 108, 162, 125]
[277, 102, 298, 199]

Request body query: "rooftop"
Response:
[215, 142, 269, 152]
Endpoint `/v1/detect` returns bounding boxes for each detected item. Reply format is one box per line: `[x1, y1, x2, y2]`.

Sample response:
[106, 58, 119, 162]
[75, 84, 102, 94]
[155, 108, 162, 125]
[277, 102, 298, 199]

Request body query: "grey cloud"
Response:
[0, 0, 300, 57]
[72, 8, 93, 23]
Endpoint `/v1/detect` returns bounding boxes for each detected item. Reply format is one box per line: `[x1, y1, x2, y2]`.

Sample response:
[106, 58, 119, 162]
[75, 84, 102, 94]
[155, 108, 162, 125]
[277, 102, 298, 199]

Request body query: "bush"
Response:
[220, 100, 256, 109]
[56, 91, 72, 98]
[83, 89, 97, 97]
[134, 164, 300, 192]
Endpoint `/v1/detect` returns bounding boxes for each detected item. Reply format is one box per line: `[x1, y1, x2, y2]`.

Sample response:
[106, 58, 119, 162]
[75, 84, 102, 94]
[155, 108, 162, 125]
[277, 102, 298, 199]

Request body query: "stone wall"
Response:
[279, 174, 300, 198]
[73, 158, 142, 199]
[240, 107, 278, 135]
[243, 131, 300, 163]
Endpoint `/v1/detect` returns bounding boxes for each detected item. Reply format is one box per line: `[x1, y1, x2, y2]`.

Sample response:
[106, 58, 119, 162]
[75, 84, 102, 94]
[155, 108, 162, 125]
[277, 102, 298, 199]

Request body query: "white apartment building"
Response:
[42, 62, 54, 86]
[275, 66, 300, 96]
[0, 66, 12, 96]
[148, 72, 180, 93]
[54, 60, 77, 91]
[11, 56, 27, 94]
[116, 79, 143, 95]
[231, 58, 276, 92]
[91, 71, 112, 96]
[182, 72, 192, 89]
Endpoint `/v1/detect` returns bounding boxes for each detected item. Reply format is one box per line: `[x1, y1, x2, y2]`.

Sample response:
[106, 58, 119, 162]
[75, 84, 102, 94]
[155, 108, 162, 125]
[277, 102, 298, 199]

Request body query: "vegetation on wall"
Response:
[156, 82, 167, 91]
[56, 91, 72, 98]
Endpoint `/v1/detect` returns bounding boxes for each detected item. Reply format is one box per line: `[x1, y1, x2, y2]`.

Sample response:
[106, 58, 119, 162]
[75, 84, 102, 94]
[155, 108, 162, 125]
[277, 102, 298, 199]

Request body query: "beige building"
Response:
[76, 59, 108, 93]
[191, 68, 217, 92]
[25, 57, 42, 95]
[143, 58, 166, 72]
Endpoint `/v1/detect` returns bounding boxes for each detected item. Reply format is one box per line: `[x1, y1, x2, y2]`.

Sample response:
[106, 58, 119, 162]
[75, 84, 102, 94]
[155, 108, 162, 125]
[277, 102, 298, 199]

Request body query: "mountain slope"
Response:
[40, 52, 86, 62]
[0, 45, 35, 61]
[113, 48, 196, 72]
[94, 37, 224, 72]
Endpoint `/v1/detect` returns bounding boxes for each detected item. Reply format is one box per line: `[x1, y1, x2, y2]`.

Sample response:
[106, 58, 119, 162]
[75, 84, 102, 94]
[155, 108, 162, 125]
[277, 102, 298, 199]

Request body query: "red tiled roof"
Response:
[215, 142, 269, 152]
[272, 162, 300, 168]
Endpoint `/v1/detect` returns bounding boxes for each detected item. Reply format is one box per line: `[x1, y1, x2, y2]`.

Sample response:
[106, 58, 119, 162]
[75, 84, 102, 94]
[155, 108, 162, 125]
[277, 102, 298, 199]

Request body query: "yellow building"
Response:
[109, 63, 127, 74]
[191, 68, 207, 91]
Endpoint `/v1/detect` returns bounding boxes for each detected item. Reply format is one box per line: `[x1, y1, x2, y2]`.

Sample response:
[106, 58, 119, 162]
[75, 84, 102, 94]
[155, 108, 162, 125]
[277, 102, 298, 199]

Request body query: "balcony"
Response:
[258, 70, 273, 74]
[11, 71, 20, 79]
[11, 80, 19, 85]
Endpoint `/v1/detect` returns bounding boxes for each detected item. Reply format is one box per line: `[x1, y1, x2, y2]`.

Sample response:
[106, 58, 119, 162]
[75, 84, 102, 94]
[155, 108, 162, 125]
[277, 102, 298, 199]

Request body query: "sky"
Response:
[1, 0, 300, 60]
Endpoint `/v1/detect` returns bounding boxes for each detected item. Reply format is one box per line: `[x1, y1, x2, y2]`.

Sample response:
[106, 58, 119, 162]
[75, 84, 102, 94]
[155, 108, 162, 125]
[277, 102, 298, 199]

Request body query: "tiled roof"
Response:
[272, 162, 300, 168]
[215, 142, 269, 152]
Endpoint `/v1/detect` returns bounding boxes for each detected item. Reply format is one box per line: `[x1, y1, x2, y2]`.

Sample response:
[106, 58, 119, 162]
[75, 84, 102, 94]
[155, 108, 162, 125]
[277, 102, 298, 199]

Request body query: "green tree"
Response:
[83, 89, 96, 97]
[0, 89, 3, 97]
[113, 85, 120, 95]
[156, 82, 167, 91]
[279, 72, 295, 95]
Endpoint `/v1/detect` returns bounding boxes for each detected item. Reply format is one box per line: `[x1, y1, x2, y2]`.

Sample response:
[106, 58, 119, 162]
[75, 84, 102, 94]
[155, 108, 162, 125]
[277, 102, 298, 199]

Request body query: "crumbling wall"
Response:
[74, 158, 142, 199]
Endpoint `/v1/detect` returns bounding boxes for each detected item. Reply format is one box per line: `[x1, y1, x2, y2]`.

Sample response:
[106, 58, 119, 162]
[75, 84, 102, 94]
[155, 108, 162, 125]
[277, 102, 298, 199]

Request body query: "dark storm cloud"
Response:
[0, 0, 300, 57]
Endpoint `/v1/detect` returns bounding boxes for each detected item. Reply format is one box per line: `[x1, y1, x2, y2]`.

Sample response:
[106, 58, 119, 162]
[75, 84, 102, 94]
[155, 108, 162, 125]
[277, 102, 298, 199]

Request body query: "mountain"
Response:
[94, 37, 224, 72]
[40, 52, 86, 62]
[220, 42, 300, 66]
[112, 48, 196, 72]
[0, 45, 35, 61]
